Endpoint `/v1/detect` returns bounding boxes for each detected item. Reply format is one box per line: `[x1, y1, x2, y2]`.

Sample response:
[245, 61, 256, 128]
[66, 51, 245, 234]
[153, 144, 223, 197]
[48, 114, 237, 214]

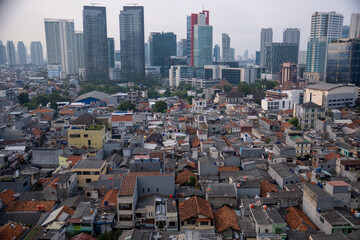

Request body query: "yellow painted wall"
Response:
[68, 126, 105, 150]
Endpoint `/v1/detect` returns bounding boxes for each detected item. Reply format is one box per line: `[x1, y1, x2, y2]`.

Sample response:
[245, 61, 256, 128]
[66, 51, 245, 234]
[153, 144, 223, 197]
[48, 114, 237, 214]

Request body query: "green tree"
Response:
[289, 117, 299, 127]
[223, 85, 232, 92]
[164, 88, 171, 97]
[18, 93, 29, 105]
[187, 176, 197, 186]
[152, 101, 168, 113]
[117, 101, 136, 111]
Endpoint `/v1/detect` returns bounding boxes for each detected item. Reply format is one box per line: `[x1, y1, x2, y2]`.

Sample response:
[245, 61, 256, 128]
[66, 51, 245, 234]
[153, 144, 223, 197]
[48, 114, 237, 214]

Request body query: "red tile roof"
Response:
[30, 108, 53, 114]
[260, 180, 278, 197]
[327, 181, 350, 187]
[279, 109, 293, 115]
[101, 190, 119, 207]
[111, 115, 133, 122]
[0, 189, 16, 205]
[0, 222, 28, 240]
[60, 109, 75, 115]
[119, 176, 136, 196]
[214, 206, 240, 232]
[325, 152, 338, 162]
[286, 207, 318, 231]
[191, 138, 200, 148]
[175, 169, 197, 185]
[6, 201, 56, 212]
[69, 232, 97, 240]
[119, 172, 173, 196]
[45, 177, 60, 190]
[179, 196, 213, 221]
[218, 166, 239, 172]
[68, 155, 83, 165]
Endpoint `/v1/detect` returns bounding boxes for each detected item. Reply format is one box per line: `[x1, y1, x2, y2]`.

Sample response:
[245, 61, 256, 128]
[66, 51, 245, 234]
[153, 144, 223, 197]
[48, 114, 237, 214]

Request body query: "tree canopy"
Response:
[152, 101, 168, 113]
[117, 101, 136, 111]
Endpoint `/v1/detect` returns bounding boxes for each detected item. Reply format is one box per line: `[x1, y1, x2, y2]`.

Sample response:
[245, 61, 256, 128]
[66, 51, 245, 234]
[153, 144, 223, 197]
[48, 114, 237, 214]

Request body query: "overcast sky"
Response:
[0, 0, 359, 58]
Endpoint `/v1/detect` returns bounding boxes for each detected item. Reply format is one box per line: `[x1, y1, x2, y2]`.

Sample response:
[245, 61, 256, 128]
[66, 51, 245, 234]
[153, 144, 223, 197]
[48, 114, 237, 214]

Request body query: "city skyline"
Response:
[0, 0, 358, 58]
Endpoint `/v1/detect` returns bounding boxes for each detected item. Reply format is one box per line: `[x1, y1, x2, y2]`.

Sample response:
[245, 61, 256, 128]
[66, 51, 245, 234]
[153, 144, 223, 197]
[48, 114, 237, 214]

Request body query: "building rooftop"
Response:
[270, 164, 299, 179]
[70, 113, 96, 126]
[179, 196, 213, 221]
[327, 181, 350, 187]
[214, 206, 240, 232]
[75, 90, 109, 102]
[206, 183, 237, 198]
[301, 101, 322, 108]
[72, 159, 105, 170]
[307, 83, 352, 91]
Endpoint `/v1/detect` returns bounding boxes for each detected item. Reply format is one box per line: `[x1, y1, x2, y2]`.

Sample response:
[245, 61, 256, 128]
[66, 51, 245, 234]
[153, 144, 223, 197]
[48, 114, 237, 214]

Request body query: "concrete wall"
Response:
[199, 162, 218, 176]
[207, 196, 237, 209]
[32, 148, 63, 167]
[137, 175, 175, 197]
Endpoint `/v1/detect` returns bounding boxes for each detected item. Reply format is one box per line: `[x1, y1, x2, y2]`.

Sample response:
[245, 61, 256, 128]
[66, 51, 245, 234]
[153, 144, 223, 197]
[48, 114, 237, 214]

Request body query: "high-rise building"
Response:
[177, 38, 187, 57]
[83, 6, 109, 82]
[120, 6, 145, 81]
[283, 28, 300, 44]
[304, 11, 343, 82]
[45, 19, 76, 74]
[342, 26, 350, 38]
[260, 28, 273, 66]
[107, 38, 115, 68]
[193, 13, 213, 69]
[30, 41, 43, 66]
[115, 50, 121, 62]
[349, 13, 360, 38]
[6, 41, 16, 66]
[222, 33, 230, 61]
[186, 10, 210, 66]
[149, 32, 176, 75]
[74, 31, 84, 70]
[0, 41, 7, 65]
[244, 50, 248, 60]
[230, 48, 235, 61]
[283, 28, 300, 60]
[145, 42, 150, 66]
[279, 62, 297, 84]
[265, 43, 298, 74]
[213, 44, 220, 62]
[17, 41, 27, 65]
[255, 51, 260, 65]
[326, 38, 360, 86]
[298, 51, 307, 64]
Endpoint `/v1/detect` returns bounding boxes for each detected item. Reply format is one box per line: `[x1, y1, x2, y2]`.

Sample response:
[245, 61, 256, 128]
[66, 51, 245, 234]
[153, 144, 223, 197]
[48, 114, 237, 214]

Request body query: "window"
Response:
[320, 216, 324, 223]
[86, 192, 91, 197]
[84, 134, 88, 137]
[265, 229, 269, 233]
[70, 134, 80, 138]
[149, 212, 153, 216]
[200, 222, 208, 225]
[88, 140, 91, 145]
[86, 179, 91, 183]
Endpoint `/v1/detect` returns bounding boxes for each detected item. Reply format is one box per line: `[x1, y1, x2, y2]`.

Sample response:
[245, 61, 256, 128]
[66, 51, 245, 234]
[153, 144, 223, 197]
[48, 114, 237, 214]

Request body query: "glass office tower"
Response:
[83, 6, 109, 82]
